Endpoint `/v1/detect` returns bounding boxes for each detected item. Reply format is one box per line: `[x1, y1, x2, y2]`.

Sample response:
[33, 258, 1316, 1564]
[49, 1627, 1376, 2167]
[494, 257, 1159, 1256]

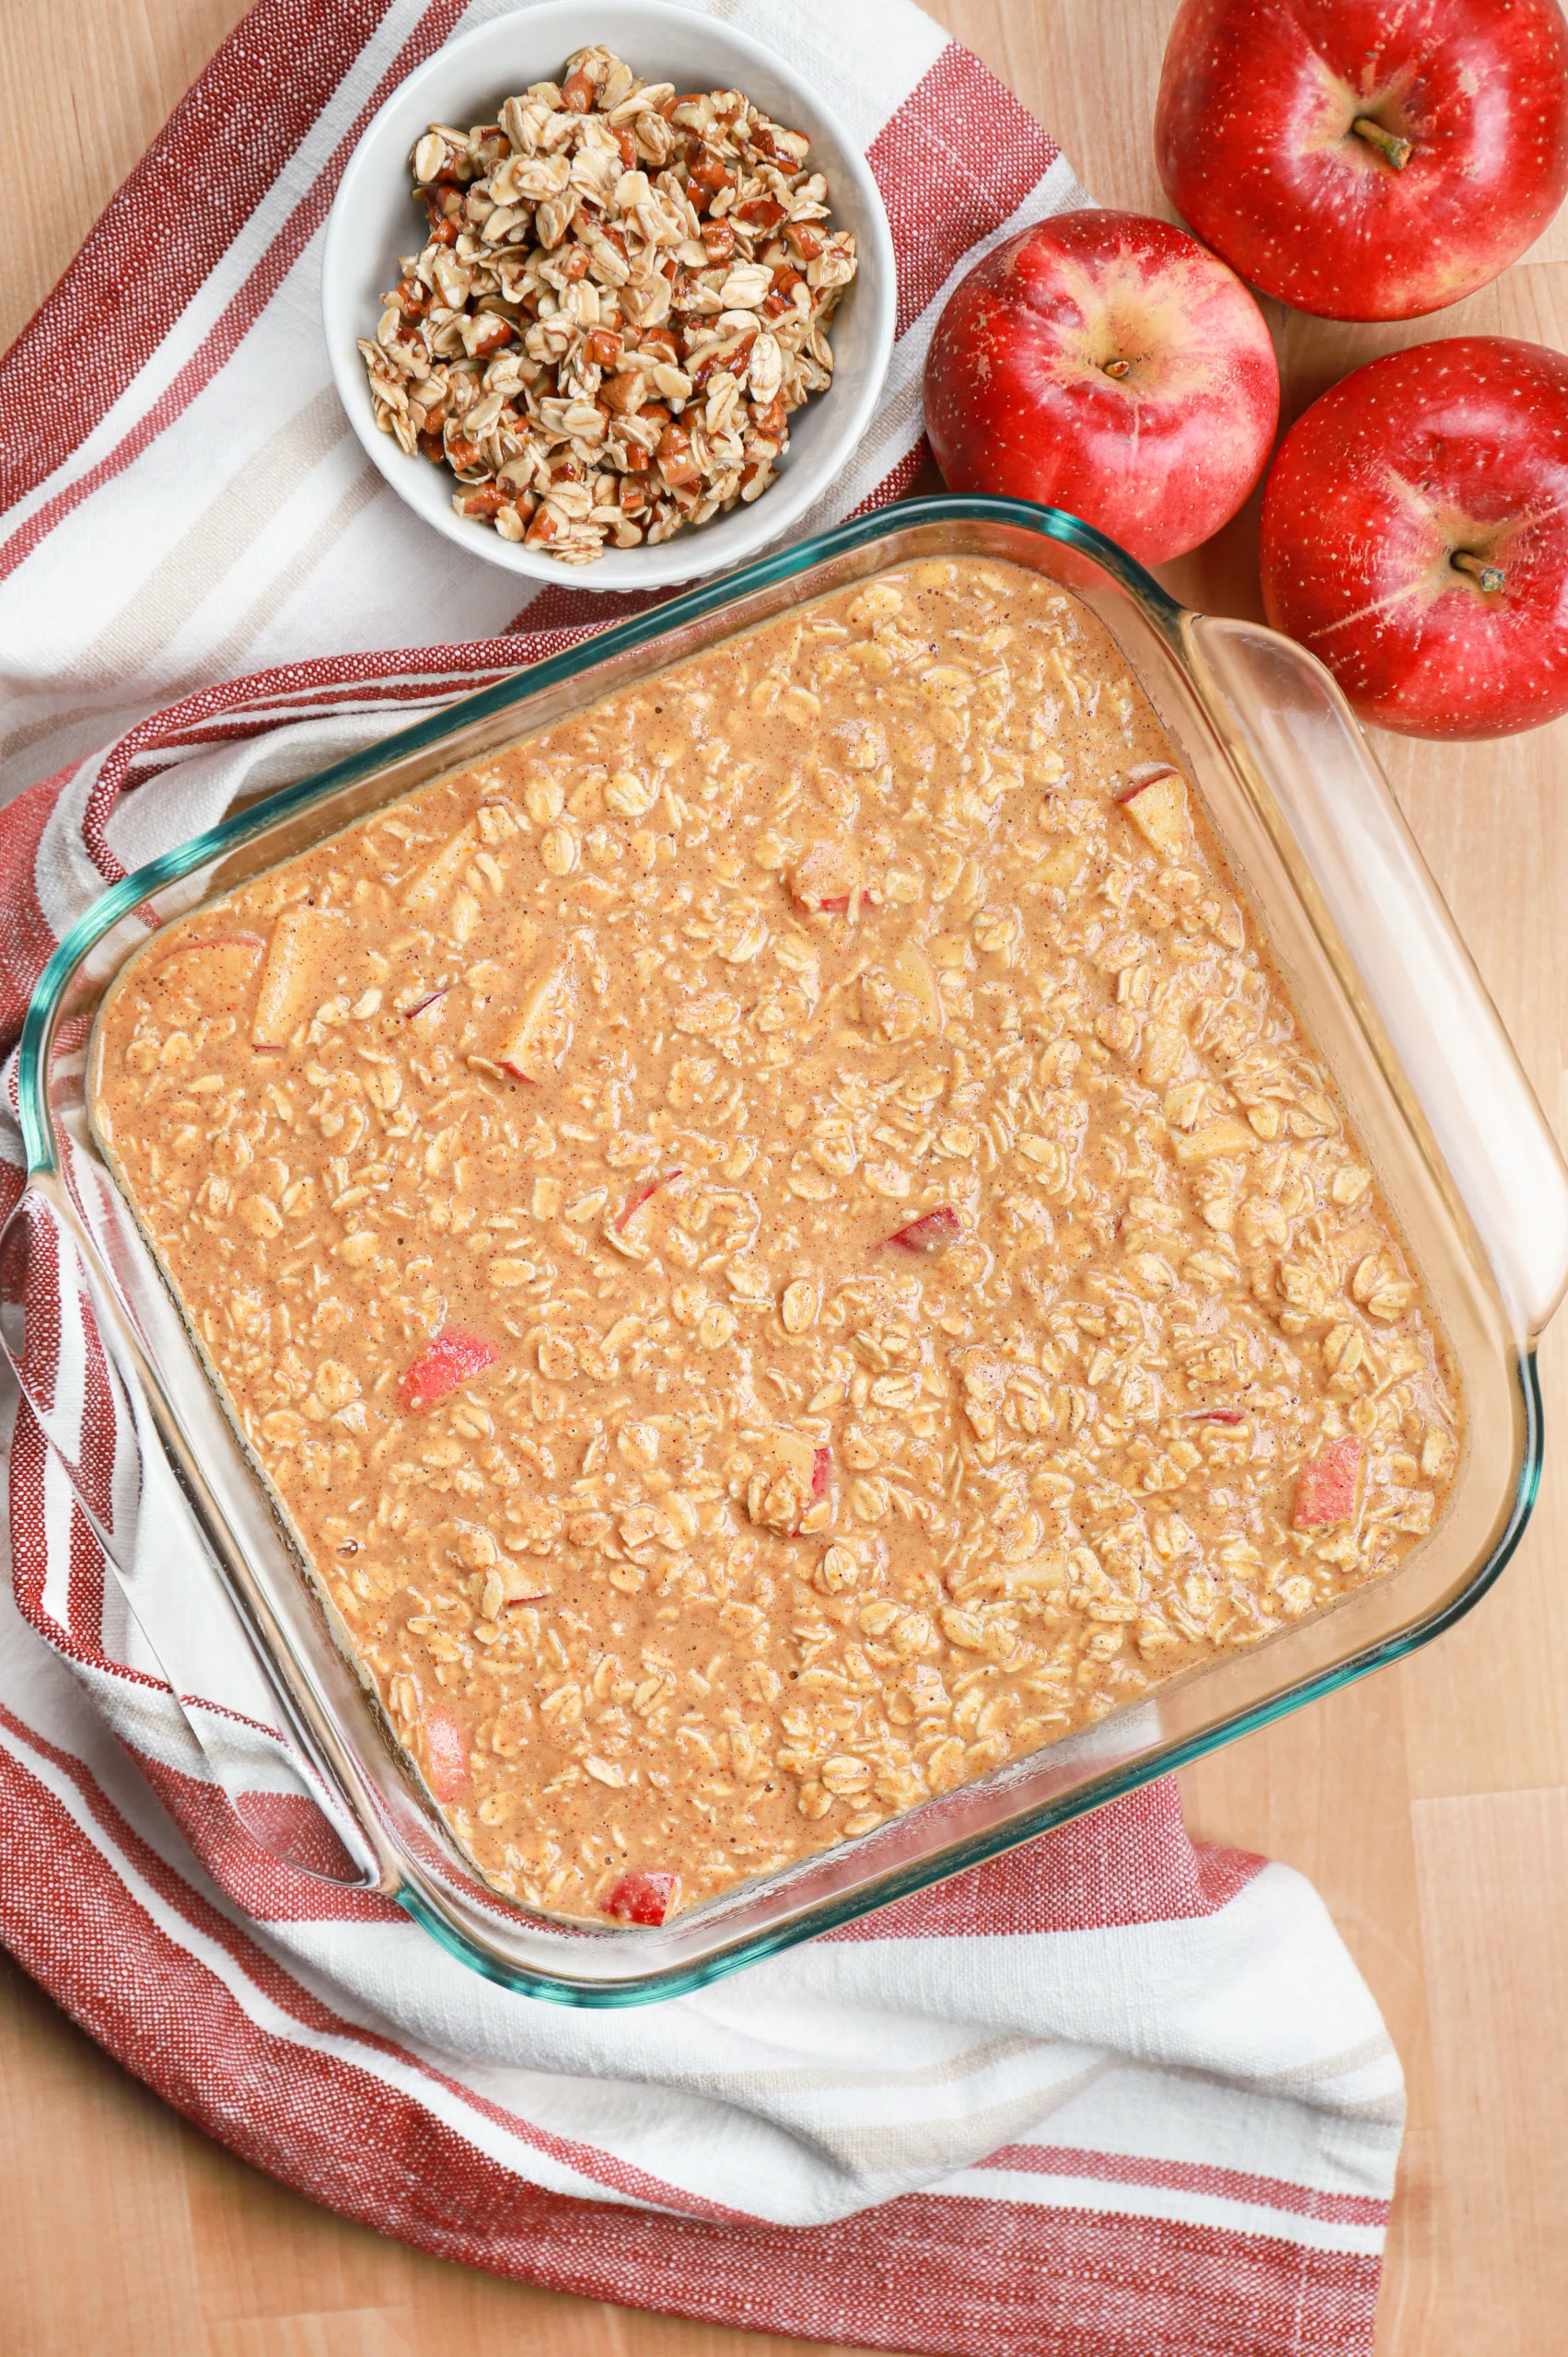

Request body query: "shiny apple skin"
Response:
[1260, 338, 1568, 740]
[922, 209, 1279, 565]
[1156, 0, 1568, 322]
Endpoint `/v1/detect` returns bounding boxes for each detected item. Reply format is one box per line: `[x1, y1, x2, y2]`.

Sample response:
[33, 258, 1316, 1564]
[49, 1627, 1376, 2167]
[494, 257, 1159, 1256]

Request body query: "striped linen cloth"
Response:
[0, 4, 1403, 2351]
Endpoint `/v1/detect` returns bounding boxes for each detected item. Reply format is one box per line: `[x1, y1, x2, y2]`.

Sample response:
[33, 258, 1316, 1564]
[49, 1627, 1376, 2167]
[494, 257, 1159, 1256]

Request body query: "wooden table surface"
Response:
[3, 3, 1566, 2351]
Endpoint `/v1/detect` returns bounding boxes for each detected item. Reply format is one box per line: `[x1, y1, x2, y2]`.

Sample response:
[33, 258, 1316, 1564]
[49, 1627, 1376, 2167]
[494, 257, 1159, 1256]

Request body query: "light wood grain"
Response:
[3, 4, 1567, 2352]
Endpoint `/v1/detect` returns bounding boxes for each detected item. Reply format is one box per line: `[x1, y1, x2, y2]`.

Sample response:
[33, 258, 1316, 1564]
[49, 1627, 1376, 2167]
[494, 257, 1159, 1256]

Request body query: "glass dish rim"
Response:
[17, 493, 1545, 2004]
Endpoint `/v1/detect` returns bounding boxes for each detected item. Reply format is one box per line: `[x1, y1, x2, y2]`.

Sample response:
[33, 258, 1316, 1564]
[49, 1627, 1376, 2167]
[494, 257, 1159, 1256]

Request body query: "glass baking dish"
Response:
[8, 496, 1566, 2004]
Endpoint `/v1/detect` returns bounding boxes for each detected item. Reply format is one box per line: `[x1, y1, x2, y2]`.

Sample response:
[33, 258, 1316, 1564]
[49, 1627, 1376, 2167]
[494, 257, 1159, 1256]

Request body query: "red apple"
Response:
[922, 209, 1279, 565]
[1156, 0, 1568, 322]
[1260, 337, 1568, 740]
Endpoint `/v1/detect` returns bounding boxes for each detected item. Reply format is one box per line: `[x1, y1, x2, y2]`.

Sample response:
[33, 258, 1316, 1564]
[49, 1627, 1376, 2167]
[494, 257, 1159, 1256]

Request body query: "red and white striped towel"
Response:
[0, 4, 1402, 2351]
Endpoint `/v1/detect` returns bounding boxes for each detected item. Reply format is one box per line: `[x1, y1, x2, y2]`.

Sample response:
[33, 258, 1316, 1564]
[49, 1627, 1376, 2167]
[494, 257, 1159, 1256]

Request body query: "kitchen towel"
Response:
[0, 3, 1401, 2352]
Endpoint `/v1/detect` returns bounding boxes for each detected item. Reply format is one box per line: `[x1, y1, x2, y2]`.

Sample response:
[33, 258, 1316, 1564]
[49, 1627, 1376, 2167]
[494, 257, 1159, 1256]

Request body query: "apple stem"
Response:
[1352, 116, 1413, 169]
[1451, 550, 1504, 594]
[1102, 357, 1132, 379]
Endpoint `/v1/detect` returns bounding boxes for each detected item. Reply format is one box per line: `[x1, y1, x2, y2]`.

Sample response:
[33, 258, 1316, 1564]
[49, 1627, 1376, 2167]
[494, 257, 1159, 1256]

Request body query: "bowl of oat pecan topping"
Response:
[321, 4, 896, 585]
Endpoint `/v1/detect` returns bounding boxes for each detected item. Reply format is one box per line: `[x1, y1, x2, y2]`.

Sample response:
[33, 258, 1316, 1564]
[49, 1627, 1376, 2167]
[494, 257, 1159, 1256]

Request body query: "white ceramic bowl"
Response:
[320, 0, 896, 590]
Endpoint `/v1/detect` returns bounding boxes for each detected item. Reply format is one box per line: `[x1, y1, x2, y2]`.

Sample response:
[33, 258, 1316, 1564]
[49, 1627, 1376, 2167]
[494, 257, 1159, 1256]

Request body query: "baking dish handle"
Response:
[0, 1187, 385, 1892]
[1186, 614, 1568, 1341]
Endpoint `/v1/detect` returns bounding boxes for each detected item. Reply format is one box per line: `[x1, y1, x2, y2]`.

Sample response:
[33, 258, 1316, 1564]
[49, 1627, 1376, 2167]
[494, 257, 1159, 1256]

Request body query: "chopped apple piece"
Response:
[603, 1869, 679, 1925]
[616, 1169, 682, 1231]
[423, 1710, 470, 1803]
[496, 964, 575, 1084]
[885, 1204, 962, 1254]
[862, 939, 946, 1043]
[1114, 763, 1191, 856]
[150, 934, 264, 1008]
[1031, 838, 1089, 891]
[398, 1325, 498, 1412]
[401, 819, 479, 911]
[1294, 1434, 1362, 1528]
[250, 909, 346, 1051]
[1171, 1119, 1256, 1166]
[890, 940, 944, 1034]
[787, 838, 864, 913]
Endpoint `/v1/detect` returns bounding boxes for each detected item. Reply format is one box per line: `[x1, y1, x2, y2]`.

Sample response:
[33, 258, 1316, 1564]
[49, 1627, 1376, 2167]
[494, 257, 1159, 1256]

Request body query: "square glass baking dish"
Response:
[8, 496, 1566, 2004]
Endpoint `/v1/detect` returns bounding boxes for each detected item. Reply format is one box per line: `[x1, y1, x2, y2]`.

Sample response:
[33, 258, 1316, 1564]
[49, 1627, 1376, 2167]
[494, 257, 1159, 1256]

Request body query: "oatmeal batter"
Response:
[90, 560, 1461, 1924]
